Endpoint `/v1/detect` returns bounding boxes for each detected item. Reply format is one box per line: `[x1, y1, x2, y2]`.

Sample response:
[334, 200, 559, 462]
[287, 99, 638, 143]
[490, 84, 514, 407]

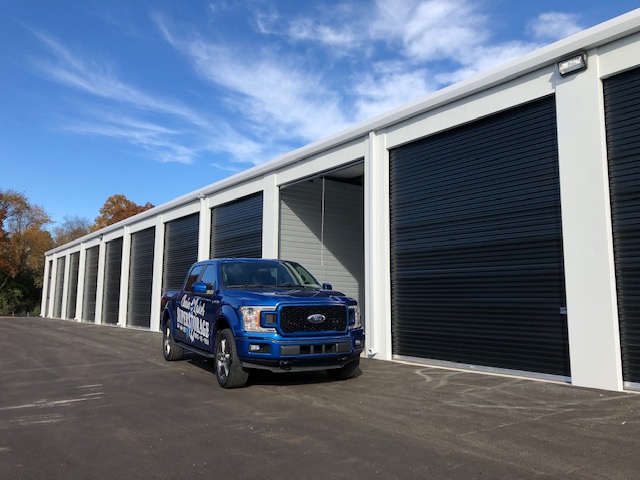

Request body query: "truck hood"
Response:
[221, 287, 354, 306]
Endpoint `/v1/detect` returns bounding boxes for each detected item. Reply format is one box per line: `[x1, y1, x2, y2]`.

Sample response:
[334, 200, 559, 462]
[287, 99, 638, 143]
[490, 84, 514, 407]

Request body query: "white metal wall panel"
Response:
[279, 179, 364, 308]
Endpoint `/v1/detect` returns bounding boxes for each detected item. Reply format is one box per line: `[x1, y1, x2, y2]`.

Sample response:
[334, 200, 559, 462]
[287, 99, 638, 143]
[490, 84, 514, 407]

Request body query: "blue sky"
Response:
[1, 0, 638, 227]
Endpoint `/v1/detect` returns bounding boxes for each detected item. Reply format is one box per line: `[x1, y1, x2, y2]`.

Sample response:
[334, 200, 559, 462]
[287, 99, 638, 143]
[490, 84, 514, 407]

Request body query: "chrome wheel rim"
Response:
[217, 337, 230, 381]
[164, 326, 171, 355]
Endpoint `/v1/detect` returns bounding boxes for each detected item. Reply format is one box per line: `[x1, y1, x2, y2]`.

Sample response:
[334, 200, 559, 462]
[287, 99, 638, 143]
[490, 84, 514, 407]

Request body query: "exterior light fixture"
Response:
[557, 52, 588, 77]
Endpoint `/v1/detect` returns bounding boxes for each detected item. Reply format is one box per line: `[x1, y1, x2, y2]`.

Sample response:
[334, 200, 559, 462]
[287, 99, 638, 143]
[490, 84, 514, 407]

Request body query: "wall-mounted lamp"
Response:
[557, 52, 588, 77]
[196, 193, 206, 200]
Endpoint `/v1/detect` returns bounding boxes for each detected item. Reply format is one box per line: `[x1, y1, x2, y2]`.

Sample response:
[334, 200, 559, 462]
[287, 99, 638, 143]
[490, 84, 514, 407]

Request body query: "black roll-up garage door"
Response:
[127, 227, 155, 328]
[211, 193, 262, 258]
[82, 246, 99, 322]
[102, 237, 123, 325]
[163, 213, 199, 292]
[45, 260, 53, 316]
[390, 95, 569, 376]
[66, 252, 80, 319]
[53, 257, 65, 318]
[604, 66, 640, 384]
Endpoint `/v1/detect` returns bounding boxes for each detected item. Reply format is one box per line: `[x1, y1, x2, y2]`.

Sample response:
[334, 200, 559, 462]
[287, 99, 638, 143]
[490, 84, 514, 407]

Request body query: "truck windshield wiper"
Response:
[226, 284, 274, 289]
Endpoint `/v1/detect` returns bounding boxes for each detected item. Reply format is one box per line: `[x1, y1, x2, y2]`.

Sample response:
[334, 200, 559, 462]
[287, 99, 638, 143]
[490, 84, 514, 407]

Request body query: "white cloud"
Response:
[370, 0, 488, 62]
[528, 12, 583, 41]
[154, 15, 352, 142]
[31, 30, 210, 128]
[353, 63, 436, 120]
[30, 28, 267, 165]
[287, 19, 357, 48]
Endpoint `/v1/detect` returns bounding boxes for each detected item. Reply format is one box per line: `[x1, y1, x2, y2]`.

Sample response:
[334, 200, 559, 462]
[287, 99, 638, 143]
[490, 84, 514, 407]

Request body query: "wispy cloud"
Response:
[528, 12, 583, 41]
[154, 14, 352, 142]
[28, 28, 266, 166]
[26, 2, 588, 172]
[246, 0, 567, 121]
[31, 29, 209, 128]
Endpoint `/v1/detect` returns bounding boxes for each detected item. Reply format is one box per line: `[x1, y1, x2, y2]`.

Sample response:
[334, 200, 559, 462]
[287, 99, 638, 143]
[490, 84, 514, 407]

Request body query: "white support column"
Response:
[76, 245, 87, 322]
[262, 173, 280, 258]
[150, 218, 165, 332]
[555, 49, 623, 391]
[198, 196, 211, 261]
[60, 252, 71, 320]
[40, 258, 51, 317]
[364, 130, 393, 360]
[94, 239, 106, 325]
[48, 258, 58, 318]
[118, 227, 131, 327]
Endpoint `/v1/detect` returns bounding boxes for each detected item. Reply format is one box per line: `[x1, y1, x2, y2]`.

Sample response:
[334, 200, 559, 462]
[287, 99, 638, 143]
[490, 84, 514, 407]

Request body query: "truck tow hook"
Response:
[279, 360, 292, 370]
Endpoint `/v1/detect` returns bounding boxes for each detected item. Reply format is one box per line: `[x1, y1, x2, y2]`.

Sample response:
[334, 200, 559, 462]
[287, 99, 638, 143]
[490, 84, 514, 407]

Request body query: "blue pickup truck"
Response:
[161, 258, 364, 388]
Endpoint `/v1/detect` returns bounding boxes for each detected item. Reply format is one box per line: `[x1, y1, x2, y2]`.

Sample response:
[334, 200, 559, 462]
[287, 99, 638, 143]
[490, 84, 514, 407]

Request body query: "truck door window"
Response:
[184, 265, 204, 291]
[200, 265, 217, 290]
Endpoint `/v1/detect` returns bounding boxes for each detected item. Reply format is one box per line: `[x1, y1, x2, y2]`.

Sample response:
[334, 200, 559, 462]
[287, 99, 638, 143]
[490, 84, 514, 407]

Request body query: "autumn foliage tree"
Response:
[93, 194, 154, 231]
[53, 215, 92, 246]
[0, 189, 53, 314]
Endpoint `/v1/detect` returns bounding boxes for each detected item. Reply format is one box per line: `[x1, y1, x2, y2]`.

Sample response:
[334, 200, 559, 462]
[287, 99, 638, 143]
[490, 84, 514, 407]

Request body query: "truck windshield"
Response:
[221, 261, 321, 289]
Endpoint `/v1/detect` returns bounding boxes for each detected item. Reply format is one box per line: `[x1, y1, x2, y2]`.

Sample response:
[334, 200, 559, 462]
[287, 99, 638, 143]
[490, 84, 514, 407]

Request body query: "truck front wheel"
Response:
[326, 358, 360, 380]
[163, 320, 183, 361]
[215, 328, 249, 388]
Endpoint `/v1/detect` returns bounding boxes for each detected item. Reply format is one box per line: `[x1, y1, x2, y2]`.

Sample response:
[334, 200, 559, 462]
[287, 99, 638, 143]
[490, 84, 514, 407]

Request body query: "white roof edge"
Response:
[45, 8, 640, 256]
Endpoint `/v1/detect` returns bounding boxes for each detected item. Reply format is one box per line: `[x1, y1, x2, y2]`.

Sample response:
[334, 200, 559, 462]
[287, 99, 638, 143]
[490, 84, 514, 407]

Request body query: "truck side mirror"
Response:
[192, 282, 207, 294]
[322, 283, 333, 290]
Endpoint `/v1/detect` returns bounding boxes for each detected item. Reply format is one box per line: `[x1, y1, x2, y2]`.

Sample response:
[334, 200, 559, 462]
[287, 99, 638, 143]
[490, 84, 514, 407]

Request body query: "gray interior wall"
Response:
[279, 178, 364, 312]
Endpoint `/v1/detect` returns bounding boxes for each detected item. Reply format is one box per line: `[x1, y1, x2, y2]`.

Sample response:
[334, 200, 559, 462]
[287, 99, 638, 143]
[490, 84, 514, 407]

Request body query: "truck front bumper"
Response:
[236, 330, 364, 373]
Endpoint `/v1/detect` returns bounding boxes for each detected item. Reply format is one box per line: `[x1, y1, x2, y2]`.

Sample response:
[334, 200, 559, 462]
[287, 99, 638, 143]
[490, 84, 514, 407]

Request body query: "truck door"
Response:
[174, 264, 204, 345]
[197, 264, 222, 352]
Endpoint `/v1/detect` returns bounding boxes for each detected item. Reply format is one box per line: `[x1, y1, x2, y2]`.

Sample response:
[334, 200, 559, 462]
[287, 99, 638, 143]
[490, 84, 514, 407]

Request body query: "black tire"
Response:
[215, 328, 249, 388]
[327, 358, 360, 380]
[163, 319, 183, 361]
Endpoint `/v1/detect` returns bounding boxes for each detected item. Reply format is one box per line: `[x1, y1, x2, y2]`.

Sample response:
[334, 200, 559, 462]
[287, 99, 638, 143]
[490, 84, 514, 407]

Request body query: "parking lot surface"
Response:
[1, 316, 639, 479]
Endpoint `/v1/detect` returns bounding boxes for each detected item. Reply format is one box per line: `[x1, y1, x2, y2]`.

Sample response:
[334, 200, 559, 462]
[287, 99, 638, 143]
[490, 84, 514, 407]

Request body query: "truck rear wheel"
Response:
[215, 328, 249, 388]
[163, 320, 183, 361]
[327, 358, 360, 380]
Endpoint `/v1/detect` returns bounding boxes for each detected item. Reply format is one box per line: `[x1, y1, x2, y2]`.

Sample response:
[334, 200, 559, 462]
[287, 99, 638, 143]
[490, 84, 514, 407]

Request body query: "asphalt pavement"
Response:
[1, 316, 639, 479]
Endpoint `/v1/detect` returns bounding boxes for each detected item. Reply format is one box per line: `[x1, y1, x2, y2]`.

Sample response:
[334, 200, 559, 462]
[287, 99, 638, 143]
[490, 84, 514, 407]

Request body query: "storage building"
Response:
[42, 9, 640, 392]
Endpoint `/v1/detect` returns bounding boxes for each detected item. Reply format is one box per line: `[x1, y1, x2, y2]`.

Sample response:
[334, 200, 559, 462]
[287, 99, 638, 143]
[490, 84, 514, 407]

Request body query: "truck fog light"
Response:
[354, 339, 363, 347]
[249, 344, 261, 352]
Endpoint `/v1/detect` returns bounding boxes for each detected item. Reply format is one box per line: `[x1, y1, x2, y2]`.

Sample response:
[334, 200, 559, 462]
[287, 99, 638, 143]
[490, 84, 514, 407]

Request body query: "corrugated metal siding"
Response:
[102, 237, 123, 325]
[279, 179, 364, 308]
[53, 257, 65, 318]
[82, 246, 99, 322]
[604, 66, 640, 384]
[66, 252, 80, 319]
[211, 193, 262, 259]
[127, 227, 155, 328]
[389, 95, 569, 376]
[163, 213, 199, 292]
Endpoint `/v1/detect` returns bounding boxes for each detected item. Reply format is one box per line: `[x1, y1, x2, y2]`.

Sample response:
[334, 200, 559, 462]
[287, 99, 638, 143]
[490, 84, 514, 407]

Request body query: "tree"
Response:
[0, 189, 53, 314]
[53, 215, 92, 246]
[93, 194, 154, 231]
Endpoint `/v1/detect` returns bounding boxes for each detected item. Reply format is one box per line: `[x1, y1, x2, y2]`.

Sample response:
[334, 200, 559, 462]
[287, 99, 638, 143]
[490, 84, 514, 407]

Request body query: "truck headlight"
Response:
[240, 307, 277, 333]
[348, 305, 361, 329]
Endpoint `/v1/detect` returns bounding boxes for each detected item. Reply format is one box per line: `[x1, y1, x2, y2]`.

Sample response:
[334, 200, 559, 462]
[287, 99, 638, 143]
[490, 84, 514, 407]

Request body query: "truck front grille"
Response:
[280, 306, 348, 334]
